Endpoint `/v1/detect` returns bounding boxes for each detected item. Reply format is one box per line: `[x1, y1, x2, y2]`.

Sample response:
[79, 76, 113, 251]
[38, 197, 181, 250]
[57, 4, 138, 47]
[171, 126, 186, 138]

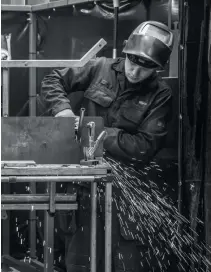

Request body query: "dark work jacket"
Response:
[41, 57, 172, 164]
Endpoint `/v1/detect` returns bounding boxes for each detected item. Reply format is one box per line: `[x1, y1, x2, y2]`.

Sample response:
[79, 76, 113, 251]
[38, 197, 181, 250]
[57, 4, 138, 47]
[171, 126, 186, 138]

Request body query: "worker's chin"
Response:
[126, 75, 141, 84]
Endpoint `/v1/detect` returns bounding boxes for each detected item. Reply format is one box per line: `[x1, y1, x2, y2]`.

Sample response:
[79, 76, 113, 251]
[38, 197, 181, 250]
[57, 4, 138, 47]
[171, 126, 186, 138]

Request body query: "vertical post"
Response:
[112, 0, 119, 59]
[90, 182, 97, 272]
[105, 181, 112, 272]
[29, 11, 37, 259]
[2, 69, 9, 117]
[2, 34, 11, 256]
[44, 182, 55, 272]
[29, 11, 37, 116]
[168, 0, 172, 29]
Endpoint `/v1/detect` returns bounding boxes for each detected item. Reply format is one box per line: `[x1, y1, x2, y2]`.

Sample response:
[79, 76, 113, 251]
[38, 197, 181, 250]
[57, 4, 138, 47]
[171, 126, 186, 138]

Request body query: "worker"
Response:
[41, 21, 174, 272]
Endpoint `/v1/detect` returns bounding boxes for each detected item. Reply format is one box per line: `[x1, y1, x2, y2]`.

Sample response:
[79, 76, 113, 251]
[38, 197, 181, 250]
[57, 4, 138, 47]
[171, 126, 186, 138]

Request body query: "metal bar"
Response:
[2, 184, 10, 255]
[168, 0, 172, 29]
[1, 4, 32, 11]
[1, 176, 105, 182]
[80, 39, 107, 65]
[1, 60, 81, 68]
[1, 167, 108, 176]
[29, 12, 37, 116]
[2, 69, 9, 117]
[105, 182, 112, 272]
[1, 194, 77, 203]
[49, 182, 56, 214]
[1, 39, 107, 68]
[44, 210, 54, 272]
[112, 0, 119, 59]
[28, 12, 37, 260]
[90, 182, 97, 272]
[31, 0, 100, 12]
[2, 203, 78, 210]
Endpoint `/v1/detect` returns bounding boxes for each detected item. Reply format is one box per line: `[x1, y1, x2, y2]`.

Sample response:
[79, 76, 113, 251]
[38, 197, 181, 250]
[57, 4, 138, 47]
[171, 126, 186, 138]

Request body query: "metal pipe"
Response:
[1, 176, 98, 182]
[44, 210, 54, 272]
[29, 11, 37, 260]
[1, 194, 77, 203]
[90, 182, 97, 272]
[29, 12, 37, 116]
[105, 182, 112, 272]
[2, 203, 78, 210]
[77, 107, 86, 141]
[168, 0, 172, 29]
[112, 0, 119, 59]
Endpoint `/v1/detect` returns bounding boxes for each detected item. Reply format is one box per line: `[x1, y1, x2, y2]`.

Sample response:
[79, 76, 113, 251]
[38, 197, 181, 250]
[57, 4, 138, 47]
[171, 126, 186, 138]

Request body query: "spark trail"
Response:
[103, 156, 210, 271]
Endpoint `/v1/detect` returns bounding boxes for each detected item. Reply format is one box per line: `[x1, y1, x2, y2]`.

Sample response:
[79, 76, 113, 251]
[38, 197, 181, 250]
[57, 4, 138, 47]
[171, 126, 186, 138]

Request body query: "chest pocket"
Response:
[120, 100, 147, 130]
[84, 80, 115, 108]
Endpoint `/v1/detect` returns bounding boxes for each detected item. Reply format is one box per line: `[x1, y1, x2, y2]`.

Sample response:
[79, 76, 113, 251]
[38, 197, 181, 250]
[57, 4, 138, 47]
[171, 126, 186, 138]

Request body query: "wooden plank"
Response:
[1, 4, 32, 11]
[31, 0, 100, 11]
[1, 117, 104, 164]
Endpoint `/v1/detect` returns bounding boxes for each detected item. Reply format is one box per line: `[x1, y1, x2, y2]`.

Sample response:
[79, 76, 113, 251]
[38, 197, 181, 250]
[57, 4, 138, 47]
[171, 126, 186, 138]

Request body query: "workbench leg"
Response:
[29, 182, 37, 259]
[44, 210, 54, 272]
[2, 185, 10, 255]
[105, 182, 112, 272]
[90, 182, 97, 272]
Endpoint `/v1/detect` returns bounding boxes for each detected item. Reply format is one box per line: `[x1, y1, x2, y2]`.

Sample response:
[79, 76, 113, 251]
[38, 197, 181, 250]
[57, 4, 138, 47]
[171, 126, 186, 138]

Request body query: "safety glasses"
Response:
[127, 54, 158, 69]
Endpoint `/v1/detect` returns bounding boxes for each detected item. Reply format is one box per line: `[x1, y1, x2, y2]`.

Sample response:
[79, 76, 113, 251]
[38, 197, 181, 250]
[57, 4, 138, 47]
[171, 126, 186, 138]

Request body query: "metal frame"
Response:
[1, 163, 113, 272]
[1, 39, 107, 68]
[1, 0, 101, 12]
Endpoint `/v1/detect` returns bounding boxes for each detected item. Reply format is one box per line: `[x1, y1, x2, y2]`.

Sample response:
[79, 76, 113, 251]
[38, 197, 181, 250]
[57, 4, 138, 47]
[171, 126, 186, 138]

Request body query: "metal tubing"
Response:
[105, 182, 112, 272]
[29, 11, 37, 260]
[112, 0, 119, 59]
[29, 12, 37, 116]
[1, 194, 76, 203]
[1, 203, 78, 210]
[49, 182, 56, 214]
[1, 176, 97, 182]
[168, 0, 172, 29]
[44, 210, 54, 272]
[90, 182, 97, 272]
[2, 69, 9, 117]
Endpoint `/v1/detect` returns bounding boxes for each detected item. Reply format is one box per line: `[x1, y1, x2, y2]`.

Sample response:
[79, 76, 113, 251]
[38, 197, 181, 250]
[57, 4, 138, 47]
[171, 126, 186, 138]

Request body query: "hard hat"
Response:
[123, 21, 174, 68]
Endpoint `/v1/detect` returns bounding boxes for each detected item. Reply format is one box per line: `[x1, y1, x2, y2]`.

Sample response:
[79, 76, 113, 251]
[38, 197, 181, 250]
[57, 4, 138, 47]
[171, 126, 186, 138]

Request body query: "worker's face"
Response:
[125, 54, 158, 84]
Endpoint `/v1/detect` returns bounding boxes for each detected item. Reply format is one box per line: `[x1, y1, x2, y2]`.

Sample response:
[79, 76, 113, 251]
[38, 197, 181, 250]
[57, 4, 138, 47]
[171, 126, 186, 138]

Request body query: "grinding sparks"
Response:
[103, 156, 210, 271]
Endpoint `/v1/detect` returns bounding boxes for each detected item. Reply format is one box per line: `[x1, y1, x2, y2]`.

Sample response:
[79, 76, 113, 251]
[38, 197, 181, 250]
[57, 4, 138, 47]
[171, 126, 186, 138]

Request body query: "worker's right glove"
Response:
[55, 109, 79, 129]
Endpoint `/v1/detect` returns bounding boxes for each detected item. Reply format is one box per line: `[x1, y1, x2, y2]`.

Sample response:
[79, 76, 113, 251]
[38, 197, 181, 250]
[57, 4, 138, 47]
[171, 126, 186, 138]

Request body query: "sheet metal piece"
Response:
[1, 117, 104, 164]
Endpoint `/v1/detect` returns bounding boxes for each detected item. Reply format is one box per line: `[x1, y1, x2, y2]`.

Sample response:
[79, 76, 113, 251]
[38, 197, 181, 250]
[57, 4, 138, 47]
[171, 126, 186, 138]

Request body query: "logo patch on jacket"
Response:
[138, 100, 147, 106]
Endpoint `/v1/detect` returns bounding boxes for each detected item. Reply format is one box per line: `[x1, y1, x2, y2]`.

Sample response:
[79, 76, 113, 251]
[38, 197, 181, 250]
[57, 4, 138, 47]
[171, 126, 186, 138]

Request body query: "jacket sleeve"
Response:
[41, 61, 96, 116]
[103, 88, 173, 163]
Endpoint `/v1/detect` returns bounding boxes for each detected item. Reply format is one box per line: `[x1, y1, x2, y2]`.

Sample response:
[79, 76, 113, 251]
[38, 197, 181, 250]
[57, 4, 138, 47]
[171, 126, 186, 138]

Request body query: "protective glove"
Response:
[55, 109, 79, 129]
